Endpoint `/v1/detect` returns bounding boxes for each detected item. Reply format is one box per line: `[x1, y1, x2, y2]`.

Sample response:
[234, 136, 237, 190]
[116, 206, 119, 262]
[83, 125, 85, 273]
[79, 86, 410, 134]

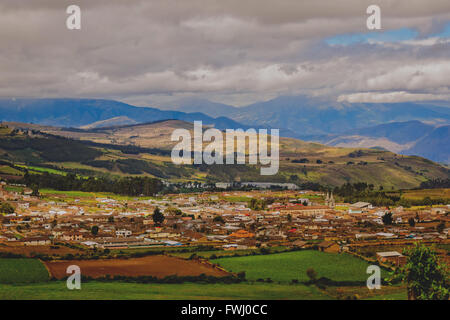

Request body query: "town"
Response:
[1, 181, 448, 267]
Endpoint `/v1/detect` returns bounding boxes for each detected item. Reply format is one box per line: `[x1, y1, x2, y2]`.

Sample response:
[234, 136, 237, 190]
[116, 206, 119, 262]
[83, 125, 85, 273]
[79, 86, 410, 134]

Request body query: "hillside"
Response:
[314, 121, 450, 163]
[1, 121, 449, 189]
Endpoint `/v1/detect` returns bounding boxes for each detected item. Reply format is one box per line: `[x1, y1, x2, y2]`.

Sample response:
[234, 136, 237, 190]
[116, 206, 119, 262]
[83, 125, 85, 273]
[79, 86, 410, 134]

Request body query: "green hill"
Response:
[0, 121, 448, 189]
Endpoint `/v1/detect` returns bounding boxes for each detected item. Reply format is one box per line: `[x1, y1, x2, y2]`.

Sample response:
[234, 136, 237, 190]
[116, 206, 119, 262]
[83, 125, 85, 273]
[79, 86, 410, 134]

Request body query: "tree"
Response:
[0, 201, 15, 214]
[306, 268, 317, 282]
[408, 217, 416, 227]
[436, 221, 446, 233]
[152, 207, 165, 225]
[213, 215, 225, 224]
[91, 225, 99, 236]
[394, 244, 448, 300]
[382, 212, 393, 225]
[31, 184, 40, 197]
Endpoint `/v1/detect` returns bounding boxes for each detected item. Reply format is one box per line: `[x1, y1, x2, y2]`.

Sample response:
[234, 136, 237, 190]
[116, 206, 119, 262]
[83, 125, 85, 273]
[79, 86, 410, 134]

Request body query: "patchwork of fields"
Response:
[0, 250, 403, 299]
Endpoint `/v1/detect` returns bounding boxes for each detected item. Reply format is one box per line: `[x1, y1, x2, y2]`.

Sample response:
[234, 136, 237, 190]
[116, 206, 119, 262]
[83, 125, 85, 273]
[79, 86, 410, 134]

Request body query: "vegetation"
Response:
[0, 258, 49, 284]
[420, 178, 450, 189]
[214, 250, 386, 283]
[0, 201, 15, 214]
[21, 172, 163, 197]
[0, 281, 328, 300]
[152, 207, 165, 225]
[382, 212, 393, 225]
[391, 244, 449, 300]
[333, 182, 449, 206]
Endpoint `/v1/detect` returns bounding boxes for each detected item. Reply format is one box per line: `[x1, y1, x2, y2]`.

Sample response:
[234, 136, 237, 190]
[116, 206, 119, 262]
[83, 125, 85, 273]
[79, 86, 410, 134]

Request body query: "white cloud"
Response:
[338, 91, 450, 103]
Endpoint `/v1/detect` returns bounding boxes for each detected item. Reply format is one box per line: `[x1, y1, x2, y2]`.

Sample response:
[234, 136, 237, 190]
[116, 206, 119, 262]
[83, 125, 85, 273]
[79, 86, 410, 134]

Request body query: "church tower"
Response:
[329, 192, 335, 209]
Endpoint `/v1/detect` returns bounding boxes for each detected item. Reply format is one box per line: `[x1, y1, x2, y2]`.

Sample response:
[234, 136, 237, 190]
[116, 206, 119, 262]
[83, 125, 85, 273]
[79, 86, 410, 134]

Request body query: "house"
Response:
[349, 202, 372, 214]
[289, 240, 308, 248]
[61, 232, 84, 241]
[376, 251, 407, 266]
[228, 230, 255, 239]
[317, 241, 340, 253]
[115, 229, 132, 237]
[22, 236, 51, 246]
[280, 205, 330, 217]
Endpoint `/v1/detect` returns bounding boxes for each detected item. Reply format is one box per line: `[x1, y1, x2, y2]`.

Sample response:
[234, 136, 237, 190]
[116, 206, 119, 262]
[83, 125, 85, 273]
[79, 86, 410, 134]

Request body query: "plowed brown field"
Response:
[45, 255, 229, 279]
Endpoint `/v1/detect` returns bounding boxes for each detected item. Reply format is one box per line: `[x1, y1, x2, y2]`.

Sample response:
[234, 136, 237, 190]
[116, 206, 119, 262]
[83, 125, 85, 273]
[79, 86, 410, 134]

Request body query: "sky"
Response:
[0, 0, 449, 107]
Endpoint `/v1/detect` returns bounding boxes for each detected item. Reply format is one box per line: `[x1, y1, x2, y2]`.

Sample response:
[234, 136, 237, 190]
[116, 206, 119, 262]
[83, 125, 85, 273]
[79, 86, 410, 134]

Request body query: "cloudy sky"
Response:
[0, 0, 449, 106]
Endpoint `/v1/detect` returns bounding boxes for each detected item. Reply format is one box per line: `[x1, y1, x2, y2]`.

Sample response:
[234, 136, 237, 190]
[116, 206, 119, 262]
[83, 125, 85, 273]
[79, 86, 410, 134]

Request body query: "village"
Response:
[0, 181, 448, 267]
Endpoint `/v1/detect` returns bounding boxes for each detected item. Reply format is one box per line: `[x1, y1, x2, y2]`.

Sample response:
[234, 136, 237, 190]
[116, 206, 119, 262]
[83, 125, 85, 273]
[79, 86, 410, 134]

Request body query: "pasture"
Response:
[214, 250, 386, 283]
[0, 258, 49, 284]
[0, 281, 328, 300]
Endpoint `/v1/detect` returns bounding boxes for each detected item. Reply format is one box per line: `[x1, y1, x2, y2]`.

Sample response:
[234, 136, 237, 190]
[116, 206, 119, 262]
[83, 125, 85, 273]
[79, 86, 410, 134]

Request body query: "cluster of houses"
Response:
[0, 181, 448, 266]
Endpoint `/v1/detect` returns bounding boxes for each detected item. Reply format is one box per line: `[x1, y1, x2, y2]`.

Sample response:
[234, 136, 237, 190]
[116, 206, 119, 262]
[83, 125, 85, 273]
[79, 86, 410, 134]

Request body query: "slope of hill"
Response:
[314, 121, 450, 164]
[405, 125, 450, 164]
[0, 98, 247, 131]
[227, 96, 450, 137]
[158, 98, 238, 118]
[1, 121, 449, 189]
[80, 116, 137, 129]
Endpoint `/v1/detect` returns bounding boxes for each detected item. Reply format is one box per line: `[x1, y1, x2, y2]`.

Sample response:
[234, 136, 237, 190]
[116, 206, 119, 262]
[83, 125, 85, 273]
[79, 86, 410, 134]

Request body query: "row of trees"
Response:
[22, 172, 163, 196]
[333, 182, 449, 207]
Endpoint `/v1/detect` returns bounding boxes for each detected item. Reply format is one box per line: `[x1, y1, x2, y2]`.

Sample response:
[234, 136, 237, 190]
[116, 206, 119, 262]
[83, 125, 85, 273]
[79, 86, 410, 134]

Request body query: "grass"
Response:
[400, 188, 450, 201]
[39, 188, 155, 201]
[0, 165, 23, 175]
[4, 185, 24, 193]
[214, 250, 388, 283]
[0, 258, 49, 284]
[0, 281, 329, 300]
[15, 165, 67, 176]
[365, 290, 407, 300]
[169, 246, 288, 259]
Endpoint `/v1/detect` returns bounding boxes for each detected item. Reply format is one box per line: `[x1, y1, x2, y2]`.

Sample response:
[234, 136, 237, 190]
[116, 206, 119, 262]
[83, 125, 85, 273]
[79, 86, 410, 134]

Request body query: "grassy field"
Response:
[169, 247, 288, 259]
[0, 258, 49, 284]
[0, 281, 329, 300]
[39, 188, 156, 201]
[214, 250, 387, 283]
[401, 188, 450, 200]
[15, 165, 67, 176]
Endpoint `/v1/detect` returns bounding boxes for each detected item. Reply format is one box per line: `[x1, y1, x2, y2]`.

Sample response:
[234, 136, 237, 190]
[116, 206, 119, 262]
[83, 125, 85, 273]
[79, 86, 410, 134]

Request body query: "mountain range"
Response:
[0, 96, 449, 163]
[2, 120, 449, 189]
[313, 121, 450, 164]
[0, 98, 247, 131]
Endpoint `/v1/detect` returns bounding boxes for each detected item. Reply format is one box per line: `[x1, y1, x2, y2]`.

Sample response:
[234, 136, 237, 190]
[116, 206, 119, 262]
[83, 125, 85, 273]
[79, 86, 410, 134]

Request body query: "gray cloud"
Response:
[0, 0, 449, 106]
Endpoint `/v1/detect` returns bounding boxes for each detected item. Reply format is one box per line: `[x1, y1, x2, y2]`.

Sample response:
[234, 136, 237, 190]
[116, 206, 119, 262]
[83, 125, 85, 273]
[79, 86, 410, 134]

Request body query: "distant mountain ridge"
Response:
[0, 98, 247, 131]
[160, 95, 450, 137]
[1, 97, 448, 163]
[315, 120, 450, 164]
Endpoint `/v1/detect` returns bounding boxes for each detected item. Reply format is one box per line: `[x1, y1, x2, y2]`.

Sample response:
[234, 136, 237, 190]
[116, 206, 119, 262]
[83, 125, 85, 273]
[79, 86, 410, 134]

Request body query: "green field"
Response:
[214, 250, 387, 283]
[39, 188, 156, 201]
[15, 165, 67, 176]
[0, 281, 328, 300]
[169, 246, 289, 259]
[0, 258, 49, 284]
